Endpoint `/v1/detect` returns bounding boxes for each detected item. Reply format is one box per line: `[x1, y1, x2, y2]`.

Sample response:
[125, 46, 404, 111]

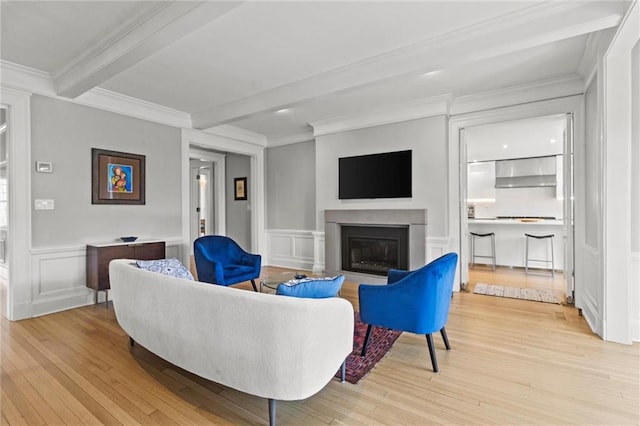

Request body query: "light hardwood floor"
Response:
[2, 266, 638, 425]
[466, 263, 567, 302]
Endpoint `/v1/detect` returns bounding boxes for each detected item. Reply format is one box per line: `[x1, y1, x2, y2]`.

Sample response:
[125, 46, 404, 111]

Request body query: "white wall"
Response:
[315, 115, 448, 236]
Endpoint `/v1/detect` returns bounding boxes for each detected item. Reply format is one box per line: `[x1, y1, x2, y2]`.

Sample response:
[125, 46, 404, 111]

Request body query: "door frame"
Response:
[180, 128, 265, 268]
[0, 88, 33, 320]
[448, 96, 583, 294]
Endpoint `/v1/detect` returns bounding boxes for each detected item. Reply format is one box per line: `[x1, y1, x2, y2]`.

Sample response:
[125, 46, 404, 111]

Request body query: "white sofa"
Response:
[109, 259, 354, 425]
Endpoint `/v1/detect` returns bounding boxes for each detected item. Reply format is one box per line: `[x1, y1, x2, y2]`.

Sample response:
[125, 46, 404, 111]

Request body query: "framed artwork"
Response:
[234, 177, 247, 200]
[92, 148, 145, 205]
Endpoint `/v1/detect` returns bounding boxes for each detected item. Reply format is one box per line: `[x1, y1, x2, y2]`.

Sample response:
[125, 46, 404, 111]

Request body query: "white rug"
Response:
[473, 283, 561, 304]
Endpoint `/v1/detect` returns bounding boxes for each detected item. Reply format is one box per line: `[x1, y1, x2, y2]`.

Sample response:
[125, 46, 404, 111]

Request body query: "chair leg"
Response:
[360, 324, 374, 357]
[250, 279, 257, 292]
[340, 360, 346, 382]
[268, 399, 276, 426]
[425, 333, 439, 373]
[440, 327, 451, 350]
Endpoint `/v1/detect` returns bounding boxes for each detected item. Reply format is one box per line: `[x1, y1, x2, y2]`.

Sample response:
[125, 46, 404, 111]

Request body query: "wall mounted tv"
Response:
[339, 150, 412, 199]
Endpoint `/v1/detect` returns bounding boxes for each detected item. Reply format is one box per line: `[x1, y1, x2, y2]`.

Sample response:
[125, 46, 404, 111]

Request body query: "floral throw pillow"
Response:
[136, 258, 194, 281]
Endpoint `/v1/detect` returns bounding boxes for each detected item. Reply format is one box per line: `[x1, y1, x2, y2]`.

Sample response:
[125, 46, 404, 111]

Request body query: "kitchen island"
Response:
[468, 218, 565, 271]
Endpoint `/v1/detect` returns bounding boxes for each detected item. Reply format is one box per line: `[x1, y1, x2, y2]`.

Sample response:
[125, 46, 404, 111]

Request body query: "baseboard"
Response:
[31, 291, 95, 318]
[632, 251, 640, 342]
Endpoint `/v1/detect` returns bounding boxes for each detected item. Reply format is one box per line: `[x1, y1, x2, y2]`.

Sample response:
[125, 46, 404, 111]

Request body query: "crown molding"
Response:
[266, 127, 315, 147]
[450, 75, 584, 116]
[1, 61, 54, 94]
[311, 94, 452, 137]
[1, 60, 191, 128]
[203, 124, 267, 147]
[76, 88, 192, 128]
[54, 1, 244, 98]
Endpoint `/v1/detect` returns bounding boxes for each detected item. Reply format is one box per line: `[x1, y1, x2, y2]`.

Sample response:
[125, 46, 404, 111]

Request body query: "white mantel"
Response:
[324, 209, 428, 284]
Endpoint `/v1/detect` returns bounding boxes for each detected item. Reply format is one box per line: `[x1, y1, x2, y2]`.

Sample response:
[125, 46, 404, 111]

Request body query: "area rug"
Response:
[334, 312, 402, 384]
[473, 283, 561, 304]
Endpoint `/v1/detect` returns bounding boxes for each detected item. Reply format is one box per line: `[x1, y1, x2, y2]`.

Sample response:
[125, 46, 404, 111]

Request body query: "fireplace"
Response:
[341, 225, 408, 276]
[324, 209, 427, 282]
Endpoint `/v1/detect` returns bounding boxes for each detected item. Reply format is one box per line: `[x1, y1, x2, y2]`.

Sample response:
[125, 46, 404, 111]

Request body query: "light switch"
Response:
[34, 199, 54, 210]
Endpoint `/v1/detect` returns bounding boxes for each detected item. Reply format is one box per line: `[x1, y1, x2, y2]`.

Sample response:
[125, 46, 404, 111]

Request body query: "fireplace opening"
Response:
[341, 225, 409, 276]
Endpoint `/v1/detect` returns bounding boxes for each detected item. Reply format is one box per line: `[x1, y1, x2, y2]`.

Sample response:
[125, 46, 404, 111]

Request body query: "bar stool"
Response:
[524, 233, 555, 276]
[469, 232, 496, 271]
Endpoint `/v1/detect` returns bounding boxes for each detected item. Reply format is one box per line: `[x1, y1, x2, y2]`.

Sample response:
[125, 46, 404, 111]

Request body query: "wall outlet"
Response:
[34, 199, 54, 210]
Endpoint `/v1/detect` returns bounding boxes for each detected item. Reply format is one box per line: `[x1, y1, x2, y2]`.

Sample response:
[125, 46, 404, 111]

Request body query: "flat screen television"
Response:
[339, 150, 412, 199]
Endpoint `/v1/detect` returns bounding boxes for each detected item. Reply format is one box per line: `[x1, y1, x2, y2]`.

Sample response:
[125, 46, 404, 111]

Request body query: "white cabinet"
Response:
[467, 161, 495, 202]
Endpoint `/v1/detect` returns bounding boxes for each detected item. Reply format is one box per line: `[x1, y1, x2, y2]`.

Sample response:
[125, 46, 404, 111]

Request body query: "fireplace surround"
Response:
[325, 209, 427, 282]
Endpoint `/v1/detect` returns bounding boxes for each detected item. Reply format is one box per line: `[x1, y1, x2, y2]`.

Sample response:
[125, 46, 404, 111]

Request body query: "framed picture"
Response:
[234, 177, 247, 200]
[92, 148, 145, 205]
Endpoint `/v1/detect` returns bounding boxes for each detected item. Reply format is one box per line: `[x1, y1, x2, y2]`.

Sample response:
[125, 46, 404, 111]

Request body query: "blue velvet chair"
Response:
[193, 235, 262, 291]
[358, 252, 458, 372]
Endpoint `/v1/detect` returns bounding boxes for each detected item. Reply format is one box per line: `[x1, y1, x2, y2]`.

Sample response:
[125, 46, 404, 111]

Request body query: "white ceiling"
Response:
[0, 1, 632, 144]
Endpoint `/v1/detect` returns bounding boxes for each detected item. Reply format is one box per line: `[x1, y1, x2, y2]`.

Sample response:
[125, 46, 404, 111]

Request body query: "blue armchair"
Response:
[193, 235, 262, 291]
[358, 252, 458, 372]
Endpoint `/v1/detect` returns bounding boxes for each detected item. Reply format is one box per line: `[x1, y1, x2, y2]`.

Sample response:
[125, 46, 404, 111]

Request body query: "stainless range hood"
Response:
[495, 155, 557, 188]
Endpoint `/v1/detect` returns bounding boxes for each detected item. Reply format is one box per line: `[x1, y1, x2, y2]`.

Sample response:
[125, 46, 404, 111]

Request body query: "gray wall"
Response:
[225, 153, 251, 250]
[30, 95, 182, 247]
[316, 115, 449, 236]
[266, 140, 316, 230]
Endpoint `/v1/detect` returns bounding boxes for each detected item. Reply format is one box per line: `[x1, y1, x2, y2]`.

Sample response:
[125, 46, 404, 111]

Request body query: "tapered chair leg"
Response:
[250, 279, 258, 292]
[425, 333, 439, 373]
[440, 327, 451, 350]
[340, 360, 346, 382]
[360, 324, 374, 357]
[268, 399, 276, 426]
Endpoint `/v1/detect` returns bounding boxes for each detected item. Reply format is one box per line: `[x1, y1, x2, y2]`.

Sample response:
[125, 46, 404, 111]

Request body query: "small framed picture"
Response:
[92, 148, 145, 205]
[234, 177, 247, 200]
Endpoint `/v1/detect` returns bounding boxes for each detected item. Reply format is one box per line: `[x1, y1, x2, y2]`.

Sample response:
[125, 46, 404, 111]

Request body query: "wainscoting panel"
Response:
[266, 230, 315, 271]
[30, 246, 91, 316]
[28, 239, 183, 317]
[427, 236, 452, 262]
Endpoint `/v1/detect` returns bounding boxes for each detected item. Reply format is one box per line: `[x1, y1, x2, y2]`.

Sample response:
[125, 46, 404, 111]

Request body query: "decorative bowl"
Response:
[120, 236, 138, 243]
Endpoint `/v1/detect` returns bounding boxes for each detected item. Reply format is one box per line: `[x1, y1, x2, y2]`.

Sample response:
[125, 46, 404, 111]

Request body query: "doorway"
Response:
[190, 159, 215, 242]
[455, 108, 578, 305]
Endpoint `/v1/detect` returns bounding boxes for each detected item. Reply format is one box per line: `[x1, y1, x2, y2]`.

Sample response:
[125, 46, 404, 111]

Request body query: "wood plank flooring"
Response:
[2, 266, 638, 425]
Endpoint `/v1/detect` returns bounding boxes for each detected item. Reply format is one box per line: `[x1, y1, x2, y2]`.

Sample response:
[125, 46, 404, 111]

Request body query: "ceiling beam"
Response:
[191, 1, 625, 129]
[54, 1, 244, 99]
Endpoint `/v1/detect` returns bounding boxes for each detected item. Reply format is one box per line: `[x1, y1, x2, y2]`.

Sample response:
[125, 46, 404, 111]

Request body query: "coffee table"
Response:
[260, 271, 325, 293]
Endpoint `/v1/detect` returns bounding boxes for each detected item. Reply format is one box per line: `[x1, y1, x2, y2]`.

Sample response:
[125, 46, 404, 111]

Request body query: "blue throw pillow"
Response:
[136, 258, 194, 281]
[276, 275, 345, 298]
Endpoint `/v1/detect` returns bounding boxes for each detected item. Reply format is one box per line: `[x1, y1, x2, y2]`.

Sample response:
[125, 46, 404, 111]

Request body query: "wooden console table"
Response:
[86, 240, 165, 305]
